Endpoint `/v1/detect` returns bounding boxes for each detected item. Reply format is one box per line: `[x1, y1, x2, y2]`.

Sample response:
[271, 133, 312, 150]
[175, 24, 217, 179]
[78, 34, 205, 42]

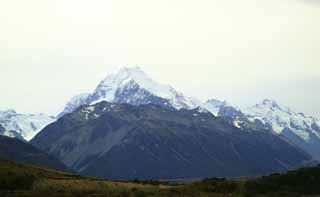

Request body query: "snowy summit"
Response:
[58, 67, 201, 117]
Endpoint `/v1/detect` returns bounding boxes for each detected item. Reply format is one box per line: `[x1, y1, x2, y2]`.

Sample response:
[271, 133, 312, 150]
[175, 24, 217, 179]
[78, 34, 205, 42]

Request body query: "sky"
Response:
[0, 0, 319, 117]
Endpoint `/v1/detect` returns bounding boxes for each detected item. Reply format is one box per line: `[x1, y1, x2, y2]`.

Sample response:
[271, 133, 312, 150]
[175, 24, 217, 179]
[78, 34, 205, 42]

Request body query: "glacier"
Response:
[0, 110, 56, 141]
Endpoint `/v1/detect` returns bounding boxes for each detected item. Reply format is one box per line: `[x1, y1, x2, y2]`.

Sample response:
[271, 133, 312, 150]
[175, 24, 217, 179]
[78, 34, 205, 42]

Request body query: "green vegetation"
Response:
[245, 167, 320, 195]
[1, 159, 320, 197]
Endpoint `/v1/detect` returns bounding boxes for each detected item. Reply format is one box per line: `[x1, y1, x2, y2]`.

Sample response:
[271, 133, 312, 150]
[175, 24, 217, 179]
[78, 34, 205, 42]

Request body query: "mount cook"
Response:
[56, 67, 320, 160]
[1, 66, 319, 179]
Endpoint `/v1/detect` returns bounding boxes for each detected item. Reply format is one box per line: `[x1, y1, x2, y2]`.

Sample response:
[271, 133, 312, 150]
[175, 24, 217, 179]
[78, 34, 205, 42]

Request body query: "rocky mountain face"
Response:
[58, 93, 90, 118]
[243, 99, 320, 160]
[218, 105, 269, 132]
[56, 67, 320, 162]
[203, 99, 232, 116]
[0, 124, 5, 132]
[32, 101, 310, 180]
[203, 99, 320, 160]
[0, 123, 24, 141]
[0, 135, 69, 171]
[0, 110, 56, 141]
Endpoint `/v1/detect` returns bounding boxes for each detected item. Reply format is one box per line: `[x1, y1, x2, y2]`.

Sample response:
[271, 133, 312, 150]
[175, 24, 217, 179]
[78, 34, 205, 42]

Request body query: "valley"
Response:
[1, 159, 320, 197]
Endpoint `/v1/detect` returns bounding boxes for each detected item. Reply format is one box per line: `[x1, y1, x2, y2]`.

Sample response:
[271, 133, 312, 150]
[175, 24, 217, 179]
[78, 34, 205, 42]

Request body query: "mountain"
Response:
[0, 123, 25, 141]
[0, 109, 56, 141]
[59, 93, 90, 118]
[202, 99, 269, 133]
[0, 135, 69, 171]
[32, 101, 310, 180]
[57, 66, 266, 132]
[243, 99, 320, 160]
[205, 98, 320, 160]
[203, 99, 228, 116]
[58, 67, 201, 118]
[203, 98, 320, 161]
[56, 67, 320, 162]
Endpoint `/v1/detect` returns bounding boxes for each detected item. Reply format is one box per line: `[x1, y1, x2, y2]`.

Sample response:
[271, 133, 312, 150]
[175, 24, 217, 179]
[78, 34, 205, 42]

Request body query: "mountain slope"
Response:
[0, 123, 25, 141]
[58, 67, 201, 118]
[203, 99, 228, 116]
[204, 98, 320, 161]
[243, 99, 320, 160]
[0, 109, 56, 141]
[0, 135, 69, 171]
[56, 67, 320, 163]
[32, 101, 310, 179]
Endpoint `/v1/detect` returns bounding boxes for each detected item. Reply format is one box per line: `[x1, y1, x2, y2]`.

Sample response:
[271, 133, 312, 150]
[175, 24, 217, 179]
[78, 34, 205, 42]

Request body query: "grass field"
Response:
[1, 159, 320, 197]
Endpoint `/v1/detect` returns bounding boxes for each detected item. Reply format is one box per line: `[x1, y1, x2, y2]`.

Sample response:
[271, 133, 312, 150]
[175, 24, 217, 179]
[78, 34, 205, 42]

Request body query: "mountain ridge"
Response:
[0, 109, 56, 141]
[243, 99, 320, 160]
[32, 101, 311, 179]
[55, 67, 320, 162]
[0, 135, 69, 171]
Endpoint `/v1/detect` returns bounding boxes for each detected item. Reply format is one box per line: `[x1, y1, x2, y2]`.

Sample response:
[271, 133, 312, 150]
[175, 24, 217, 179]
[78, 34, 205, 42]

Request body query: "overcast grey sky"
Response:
[0, 0, 319, 117]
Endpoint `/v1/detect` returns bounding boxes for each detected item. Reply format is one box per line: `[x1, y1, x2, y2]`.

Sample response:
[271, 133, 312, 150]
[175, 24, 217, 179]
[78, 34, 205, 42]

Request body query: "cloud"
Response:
[0, 0, 319, 116]
[301, 0, 320, 6]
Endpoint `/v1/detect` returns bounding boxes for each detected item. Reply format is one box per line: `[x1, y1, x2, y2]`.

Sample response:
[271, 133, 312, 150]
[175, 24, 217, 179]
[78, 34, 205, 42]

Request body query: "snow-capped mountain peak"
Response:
[243, 99, 320, 159]
[0, 110, 56, 141]
[57, 93, 90, 118]
[59, 67, 201, 117]
[93, 66, 178, 102]
[262, 99, 281, 108]
[203, 99, 228, 116]
[51, 67, 320, 161]
[245, 99, 297, 133]
[0, 109, 17, 117]
[259, 99, 292, 113]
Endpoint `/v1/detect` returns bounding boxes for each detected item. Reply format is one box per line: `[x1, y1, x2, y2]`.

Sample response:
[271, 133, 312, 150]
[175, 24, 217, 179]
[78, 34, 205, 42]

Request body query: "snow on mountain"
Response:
[57, 93, 90, 118]
[204, 98, 320, 160]
[0, 110, 56, 141]
[203, 99, 255, 130]
[0, 124, 21, 139]
[32, 101, 311, 179]
[0, 128, 24, 141]
[244, 99, 320, 138]
[57, 67, 320, 160]
[203, 99, 228, 116]
[59, 67, 202, 117]
[243, 99, 320, 159]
